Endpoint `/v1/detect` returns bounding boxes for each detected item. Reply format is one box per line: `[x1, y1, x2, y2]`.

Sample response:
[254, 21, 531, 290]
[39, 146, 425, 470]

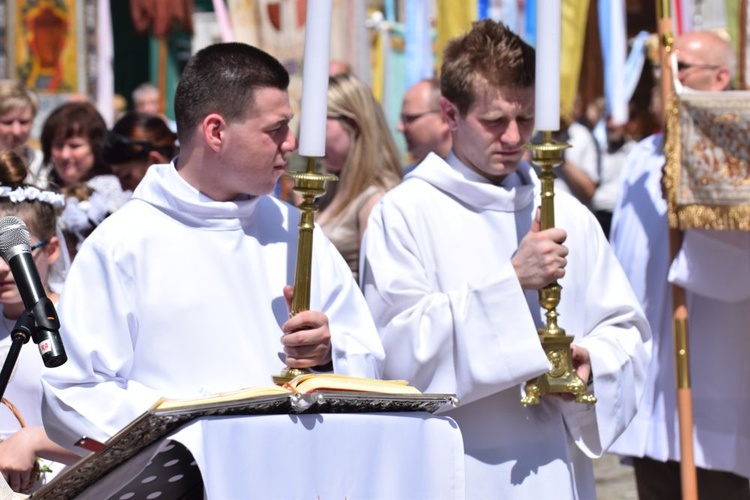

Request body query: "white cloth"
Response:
[361, 152, 651, 499]
[41, 162, 385, 452]
[0, 475, 26, 500]
[0, 311, 66, 491]
[557, 121, 600, 196]
[24, 149, 44, 185]
[608, 134, 750, 479]
[85, 174, 131, 212]
[78, 413, 465, 499]
[592, 140, 636, 213]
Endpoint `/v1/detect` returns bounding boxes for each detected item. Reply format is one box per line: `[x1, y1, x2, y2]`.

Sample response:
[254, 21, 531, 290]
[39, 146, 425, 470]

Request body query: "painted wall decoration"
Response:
[0, 0, 98, 137]
[0, 0, 96, 96]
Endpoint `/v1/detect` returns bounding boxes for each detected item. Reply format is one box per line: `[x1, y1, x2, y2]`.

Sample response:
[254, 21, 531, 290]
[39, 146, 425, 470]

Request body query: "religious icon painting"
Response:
[0, 0, 97, 96]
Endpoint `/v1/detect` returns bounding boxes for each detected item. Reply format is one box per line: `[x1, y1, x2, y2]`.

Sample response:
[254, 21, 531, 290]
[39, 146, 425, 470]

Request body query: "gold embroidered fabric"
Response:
[664, 91, 750, 230]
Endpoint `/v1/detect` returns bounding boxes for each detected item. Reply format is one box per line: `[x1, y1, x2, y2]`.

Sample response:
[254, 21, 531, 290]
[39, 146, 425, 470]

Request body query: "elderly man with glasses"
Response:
[397, 78, 452, 172]
[609, 30, 750, 500]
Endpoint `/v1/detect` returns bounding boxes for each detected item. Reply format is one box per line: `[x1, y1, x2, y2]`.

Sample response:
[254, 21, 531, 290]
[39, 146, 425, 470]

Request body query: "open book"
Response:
[34, 375, 457, 500]
[155, 373, 422, 411]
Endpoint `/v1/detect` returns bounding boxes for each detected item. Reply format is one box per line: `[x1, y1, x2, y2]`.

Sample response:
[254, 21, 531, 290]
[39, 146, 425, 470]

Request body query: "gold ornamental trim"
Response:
[664, 92, 750, 231]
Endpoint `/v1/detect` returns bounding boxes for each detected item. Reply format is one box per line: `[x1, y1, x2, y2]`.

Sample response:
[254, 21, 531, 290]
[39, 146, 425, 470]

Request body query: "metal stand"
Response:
[521, 131, 596, 406]
[273, 158, 337, 385]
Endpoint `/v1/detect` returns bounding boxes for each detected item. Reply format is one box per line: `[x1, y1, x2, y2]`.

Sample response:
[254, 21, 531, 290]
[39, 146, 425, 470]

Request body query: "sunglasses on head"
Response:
[104, 131, 170, 163]
[105, 131, 161, 151]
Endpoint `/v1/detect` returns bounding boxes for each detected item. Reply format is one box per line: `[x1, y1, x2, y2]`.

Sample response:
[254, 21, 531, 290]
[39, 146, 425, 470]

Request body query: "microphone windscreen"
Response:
[0, 216, 31, 261]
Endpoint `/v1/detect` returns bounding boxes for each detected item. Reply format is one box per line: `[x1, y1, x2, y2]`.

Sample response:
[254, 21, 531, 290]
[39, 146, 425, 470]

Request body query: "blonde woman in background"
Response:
[318, 73, 403, 282]
[0, 80, 43, 179]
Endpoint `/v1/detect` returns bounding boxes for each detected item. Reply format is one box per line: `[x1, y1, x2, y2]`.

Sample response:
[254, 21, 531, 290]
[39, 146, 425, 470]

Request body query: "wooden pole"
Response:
[656, 1, 698, 498]
[158, 37, 168, 115]
[741, 0, 748, 89]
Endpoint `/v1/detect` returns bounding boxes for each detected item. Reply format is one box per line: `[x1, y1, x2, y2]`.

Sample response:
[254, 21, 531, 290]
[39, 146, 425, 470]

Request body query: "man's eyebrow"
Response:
[267, 115, 293, 127]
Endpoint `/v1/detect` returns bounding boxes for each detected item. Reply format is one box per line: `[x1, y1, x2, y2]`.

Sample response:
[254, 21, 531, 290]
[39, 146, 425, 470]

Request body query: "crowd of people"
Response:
[0, 18, 745, 500]
[0, 81, 182, 492]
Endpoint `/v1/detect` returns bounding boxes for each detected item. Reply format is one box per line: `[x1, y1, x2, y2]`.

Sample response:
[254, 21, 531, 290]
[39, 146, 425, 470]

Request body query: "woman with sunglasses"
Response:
[0, 150, 79, 493]
[104, 112, 178, 192]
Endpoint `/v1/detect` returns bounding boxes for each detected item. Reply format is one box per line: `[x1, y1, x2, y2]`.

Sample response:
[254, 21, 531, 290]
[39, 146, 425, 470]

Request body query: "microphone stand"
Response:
[0, 311, 34, 400]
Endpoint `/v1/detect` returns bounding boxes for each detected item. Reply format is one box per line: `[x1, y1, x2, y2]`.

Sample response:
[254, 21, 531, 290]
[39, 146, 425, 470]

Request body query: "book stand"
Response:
[33, 392, 463, 499]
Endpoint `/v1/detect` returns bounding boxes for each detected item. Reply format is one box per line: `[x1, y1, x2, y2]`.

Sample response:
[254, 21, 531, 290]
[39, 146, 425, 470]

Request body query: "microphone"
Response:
[0, 216, 66, 367]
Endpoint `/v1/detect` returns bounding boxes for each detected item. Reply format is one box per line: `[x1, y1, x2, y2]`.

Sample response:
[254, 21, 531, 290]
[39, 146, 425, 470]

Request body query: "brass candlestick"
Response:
[520, 131, 596, 406]
[273, 157, 338, 386]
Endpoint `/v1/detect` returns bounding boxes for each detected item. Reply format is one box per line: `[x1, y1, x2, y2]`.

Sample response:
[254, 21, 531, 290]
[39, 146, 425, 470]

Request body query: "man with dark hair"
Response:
[41, 43, 384, 451]
[360, 20, 650, 498]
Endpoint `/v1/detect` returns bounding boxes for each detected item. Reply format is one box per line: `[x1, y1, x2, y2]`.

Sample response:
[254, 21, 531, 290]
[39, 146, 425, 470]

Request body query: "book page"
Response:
[154, 384, 292, 411]
[286, 374, 422, 395]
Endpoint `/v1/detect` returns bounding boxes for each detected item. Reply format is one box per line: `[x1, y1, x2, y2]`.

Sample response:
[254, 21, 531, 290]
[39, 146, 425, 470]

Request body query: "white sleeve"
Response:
[360, 201, 551, 406]
[567, 123, 600, 184]
[41, 239, 162, 453]
[311, 227, 385, 378]
[570, 212, 652, 457]
[668, 229, 750, 303]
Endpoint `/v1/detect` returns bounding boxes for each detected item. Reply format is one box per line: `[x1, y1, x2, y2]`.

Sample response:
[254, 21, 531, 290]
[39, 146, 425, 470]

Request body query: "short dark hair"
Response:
[40, 102, 110, 185]
[105, 112, 178, 164]
[174, 43, 290, 143]
[441, 20, 535, 115]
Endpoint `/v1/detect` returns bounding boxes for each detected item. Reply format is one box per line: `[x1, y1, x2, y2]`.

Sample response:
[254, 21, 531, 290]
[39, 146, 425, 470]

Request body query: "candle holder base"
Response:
[272, 367, 309, 386]
[521, 332, 596, 405]
[520, 132, 596, 406]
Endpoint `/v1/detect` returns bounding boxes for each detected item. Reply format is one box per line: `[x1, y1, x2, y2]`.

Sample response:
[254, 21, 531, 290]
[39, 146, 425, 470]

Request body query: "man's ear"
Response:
[148, 150, 169, 164]
[716, 67, 732, 90]
[202, 113, 225, 152]
[439, 96, 459, 131]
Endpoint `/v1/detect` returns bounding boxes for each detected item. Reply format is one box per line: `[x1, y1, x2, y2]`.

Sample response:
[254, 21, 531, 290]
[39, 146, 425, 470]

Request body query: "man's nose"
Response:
[502, 119, 521, 145]
[283, 129, 297, 153]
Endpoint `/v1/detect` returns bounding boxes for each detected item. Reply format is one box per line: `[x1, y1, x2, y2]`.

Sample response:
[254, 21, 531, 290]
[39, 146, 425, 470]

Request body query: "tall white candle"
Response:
[534, 0, 561, 131]
[298, 0, 334, 157]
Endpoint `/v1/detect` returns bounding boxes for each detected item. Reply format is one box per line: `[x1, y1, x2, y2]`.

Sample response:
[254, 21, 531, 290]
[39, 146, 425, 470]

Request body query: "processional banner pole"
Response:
[656, 1, 698, 498]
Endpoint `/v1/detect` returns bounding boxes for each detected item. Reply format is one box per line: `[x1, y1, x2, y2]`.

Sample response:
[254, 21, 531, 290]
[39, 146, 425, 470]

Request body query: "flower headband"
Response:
[0, 186, 65, 207]
[58, 191, 110, 239]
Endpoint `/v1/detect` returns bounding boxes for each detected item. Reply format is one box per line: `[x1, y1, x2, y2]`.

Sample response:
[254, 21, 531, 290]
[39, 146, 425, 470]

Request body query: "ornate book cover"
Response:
[33, 379, 457, 499]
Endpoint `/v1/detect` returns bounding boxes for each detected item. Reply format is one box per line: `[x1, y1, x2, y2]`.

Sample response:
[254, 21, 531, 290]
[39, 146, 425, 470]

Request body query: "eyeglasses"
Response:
[399, 110, 440, 125]
[30, 239, 49, 252]
[676, 61, 720, 72]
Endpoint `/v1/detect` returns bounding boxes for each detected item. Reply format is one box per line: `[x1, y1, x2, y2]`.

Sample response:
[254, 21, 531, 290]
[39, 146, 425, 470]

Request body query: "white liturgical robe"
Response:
[609, 134, 750, 479]
[42, 163, 385, 452]
[361, 152, 651, 499]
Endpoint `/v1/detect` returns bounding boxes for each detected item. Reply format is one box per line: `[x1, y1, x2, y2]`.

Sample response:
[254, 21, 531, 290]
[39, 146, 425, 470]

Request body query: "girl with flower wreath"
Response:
[58, 182, 110, 262]
[0, 150, 78, 493]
